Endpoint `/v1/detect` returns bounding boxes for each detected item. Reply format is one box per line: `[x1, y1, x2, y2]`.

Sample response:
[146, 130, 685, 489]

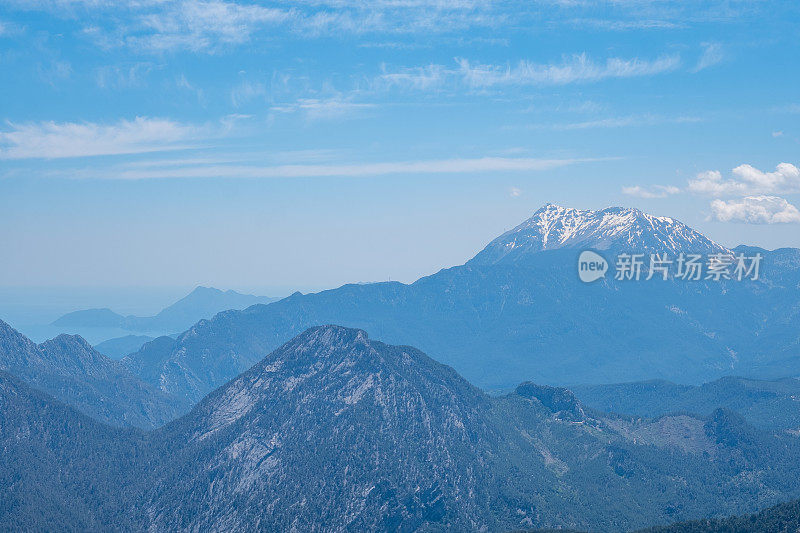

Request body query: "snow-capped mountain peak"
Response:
[469, 204, 730, 265]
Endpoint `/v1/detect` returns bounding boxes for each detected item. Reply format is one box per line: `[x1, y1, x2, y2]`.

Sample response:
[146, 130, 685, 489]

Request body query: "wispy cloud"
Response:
[271, 96, 376, 120]
[570, 18, 684, 31]
[688, 163, 800, 196]
[0, 117, 208, 159]
[547, 114, 701, 130]
[710, 196, 800, 224]
[37, 60, 72, 85]
[455, 53, 681, 87]
[230, 79, 267, 107]
[693, 42, 724, 72]
[622, 184, 681, 198]
[368, 52, 684, 99]
[25, 0, 502, 53]
[129, 1, 290, 53]
[95, 62, 152, 89]
[176, 73, 206, 104]
[374, 64, 448, 91]
[65, 155, 589, 180]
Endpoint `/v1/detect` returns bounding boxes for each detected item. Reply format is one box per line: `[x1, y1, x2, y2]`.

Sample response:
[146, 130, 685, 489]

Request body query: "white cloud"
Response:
[176, 73, 206, 104]
[693, 42, 723, 72]
[548, 114, 700, 130]
[710, 196, 800, 224]
[772, 131, 784, 138]
[26, 0, 501, 52]
[95, 62, 152, 89]
[622, 184, 681, 198]
[375, 64, 448, 91]
[130, 1, 290, 52]
[37, 60, 72, 85]
[371, 53, 682, 96]
[509, 186, 522, 197]
[688, 163, 800, 195]
[230, 79, 267, 107]
[68, 156, 587, 180]
[456, 53, 680, 87]
[0, 117, 207, 159]
[271, 97, 375, 120]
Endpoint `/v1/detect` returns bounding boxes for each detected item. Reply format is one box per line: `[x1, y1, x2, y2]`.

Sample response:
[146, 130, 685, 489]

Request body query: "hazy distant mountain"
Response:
[573, 376, 800, 433]
[121, 205, 800, 400]
[94, 334, 155, 359]
[5, 326, 800, 530]
[52, 307, 127, 328]
[0, 319, 187, 428]
[52, 286, 278, 333]
[133, 286, 279, 331]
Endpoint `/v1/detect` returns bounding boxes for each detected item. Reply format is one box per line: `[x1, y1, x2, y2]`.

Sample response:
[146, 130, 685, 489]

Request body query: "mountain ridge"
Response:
[52, 286, 278, 333]
[469, 203, 730, 265]
[120, 204, 800, 401]
[0, 319, 187, 428]
[572, 376, 800, 432]
[7, 325, 800, 531]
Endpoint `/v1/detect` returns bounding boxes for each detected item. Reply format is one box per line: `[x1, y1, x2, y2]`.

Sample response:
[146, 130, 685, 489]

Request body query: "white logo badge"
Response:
[578, 250, 608, 283]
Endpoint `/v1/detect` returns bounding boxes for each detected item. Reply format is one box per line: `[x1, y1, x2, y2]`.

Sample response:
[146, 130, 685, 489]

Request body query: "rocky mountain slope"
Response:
[0, 319, 187, 428]
[4, 326, 800, 531]
[142, 327, 800, 531]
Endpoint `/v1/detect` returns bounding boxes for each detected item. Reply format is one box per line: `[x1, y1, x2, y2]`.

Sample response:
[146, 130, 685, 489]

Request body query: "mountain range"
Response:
[4, 325, 800, 531]
[0, 319, 187, 429]
[573, 376, 800, 433]
[53, 286, 278, 334]
[119, 204, 800, 403]
[94, 334, 156, 359]
[3, 203, 799, 531]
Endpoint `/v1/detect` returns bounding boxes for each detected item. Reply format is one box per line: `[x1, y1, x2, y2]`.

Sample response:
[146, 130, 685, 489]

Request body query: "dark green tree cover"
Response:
[636, 498, 800, 532]
[0, 319, 188, 429]
[573, 376, 800, 432]
[3, 326, 800, 532]
[0, 371, 148, 531]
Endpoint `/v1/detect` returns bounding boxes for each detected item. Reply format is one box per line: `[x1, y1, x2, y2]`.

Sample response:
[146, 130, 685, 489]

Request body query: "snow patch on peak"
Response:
[470, 204, 729, 265]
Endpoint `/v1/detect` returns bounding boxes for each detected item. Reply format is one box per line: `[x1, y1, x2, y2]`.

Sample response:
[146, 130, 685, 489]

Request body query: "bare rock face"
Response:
[147, 325, 503, 532]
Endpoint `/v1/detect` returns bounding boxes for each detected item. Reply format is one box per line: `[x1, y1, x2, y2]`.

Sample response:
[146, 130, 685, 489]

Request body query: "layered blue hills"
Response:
[121, 204, 800, 402]
[52, 286, 278, 333]
[5, 326, 800, 531]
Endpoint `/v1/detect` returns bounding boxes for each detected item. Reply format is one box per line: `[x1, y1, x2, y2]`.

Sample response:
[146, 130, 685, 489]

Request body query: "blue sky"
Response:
[1, 0, 799, 294]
